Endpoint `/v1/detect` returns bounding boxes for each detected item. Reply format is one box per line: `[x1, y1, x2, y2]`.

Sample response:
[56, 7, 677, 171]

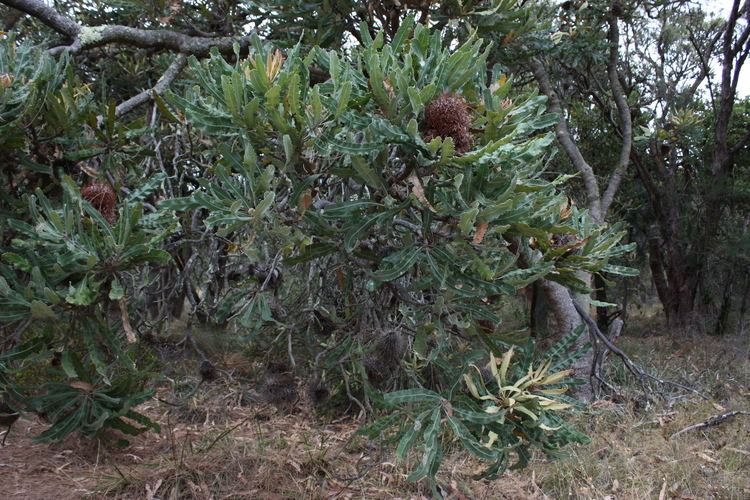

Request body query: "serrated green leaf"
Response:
[384, 388, 441, 405]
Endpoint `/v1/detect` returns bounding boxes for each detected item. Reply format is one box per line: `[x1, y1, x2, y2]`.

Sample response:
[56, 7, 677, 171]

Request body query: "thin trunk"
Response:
[539, 278, 592, 401]
[714, 271, 734, 336]
[739, 270, 750, 332]
[620, 275, 629, 327]
[594, 273, 610, 331]
[529, 281, 551, 338]
[527, 3, 634, 400]
[647, 227, 670, 315]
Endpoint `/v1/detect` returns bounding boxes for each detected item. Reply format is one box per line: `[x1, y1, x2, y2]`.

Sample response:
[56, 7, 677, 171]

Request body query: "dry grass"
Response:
[533, 331, 750, 500]
[1, 322, 748, 499]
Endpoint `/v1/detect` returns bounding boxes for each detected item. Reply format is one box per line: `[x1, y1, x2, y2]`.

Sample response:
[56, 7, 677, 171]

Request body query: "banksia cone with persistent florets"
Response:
[81, 181, 117, 224]
[422, 92, 473, 153]
[363, 328, 406, 386]
[261, 362, 298, 409]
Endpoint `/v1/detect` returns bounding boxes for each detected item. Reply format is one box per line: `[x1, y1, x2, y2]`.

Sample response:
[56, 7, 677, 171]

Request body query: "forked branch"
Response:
[113, 54, 188, 118]
[573, 300, 709, 401]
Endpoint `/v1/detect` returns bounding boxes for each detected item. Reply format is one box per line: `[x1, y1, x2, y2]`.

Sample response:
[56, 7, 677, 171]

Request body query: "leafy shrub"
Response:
[0, 17, 635, 486]
[0, 177, 168, 441]
[366, 326, 590, 486]
[156, 19, 633, 484]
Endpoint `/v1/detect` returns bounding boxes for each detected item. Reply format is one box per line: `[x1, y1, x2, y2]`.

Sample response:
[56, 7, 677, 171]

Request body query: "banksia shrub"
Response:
[422, 92, 473, 153]
[81, 180, 117, 224]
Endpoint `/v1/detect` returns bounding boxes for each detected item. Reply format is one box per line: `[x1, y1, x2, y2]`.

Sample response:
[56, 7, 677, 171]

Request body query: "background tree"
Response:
[511, 0, 750, 331]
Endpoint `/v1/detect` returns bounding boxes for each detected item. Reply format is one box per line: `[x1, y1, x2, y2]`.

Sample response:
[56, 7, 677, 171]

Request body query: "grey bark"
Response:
[1, 0, 257, 56]
[538, 278, 593, 401]
[527, 3, 634, 400]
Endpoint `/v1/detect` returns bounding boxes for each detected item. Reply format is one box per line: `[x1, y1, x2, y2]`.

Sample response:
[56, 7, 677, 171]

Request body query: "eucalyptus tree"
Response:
[515, 0, 750, 330]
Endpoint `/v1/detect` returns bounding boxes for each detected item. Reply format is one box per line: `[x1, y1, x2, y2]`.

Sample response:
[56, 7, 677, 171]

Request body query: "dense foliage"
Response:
[1, 0, 746, 489]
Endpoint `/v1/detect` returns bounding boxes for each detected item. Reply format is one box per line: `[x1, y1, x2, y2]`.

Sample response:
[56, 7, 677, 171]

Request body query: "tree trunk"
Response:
[539, 278, 592, 401]
[648, 237, 699, 332]
[527, 11, 634, 401]
[739, 270, 750, 333]
[713, 272, 733, 336]
[594, 273, 610, 331]
[529, 281, 551, 338]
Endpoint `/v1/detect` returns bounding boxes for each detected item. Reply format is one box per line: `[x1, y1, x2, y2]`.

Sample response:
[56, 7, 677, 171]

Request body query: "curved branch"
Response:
[1, 0, 256, 57]
[600, 7, 632, 217]
[114, 54, 188, 118]
[1, 0, 79, 37]
[55, 25, 257, 56]
[530, 57, 602, 222]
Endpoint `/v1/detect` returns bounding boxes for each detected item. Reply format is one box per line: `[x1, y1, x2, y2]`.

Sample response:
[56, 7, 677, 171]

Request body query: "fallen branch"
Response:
[573, 300, 710, 400]
[669, 410, 750, 440]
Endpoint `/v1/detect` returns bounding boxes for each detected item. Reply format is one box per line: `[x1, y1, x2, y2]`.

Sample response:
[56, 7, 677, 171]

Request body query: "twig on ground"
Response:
[669, 410, 750, 440]
[573, 300, 710, 400]
[200, 417, 251, 453]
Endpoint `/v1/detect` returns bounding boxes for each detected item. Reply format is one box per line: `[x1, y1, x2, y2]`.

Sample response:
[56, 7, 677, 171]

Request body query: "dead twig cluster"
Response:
[573, 300, 710, 401]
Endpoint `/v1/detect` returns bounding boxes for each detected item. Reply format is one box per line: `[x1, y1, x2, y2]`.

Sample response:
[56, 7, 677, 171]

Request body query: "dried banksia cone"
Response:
[363, 328, 407, 386]
[261, 362, 298, 409]
[307, 375, 330, 405]
[422, 92, 473, 153]
[199, 359, 217, 381]
[81, 181, 117, 224]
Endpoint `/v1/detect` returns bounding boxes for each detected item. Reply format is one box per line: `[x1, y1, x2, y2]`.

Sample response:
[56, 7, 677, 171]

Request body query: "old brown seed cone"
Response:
[550, 232, 585, 257]
[261, 362, 298, 410]
[307, 375, 330, 405]
[422, 92, 473, 153]
[81, 180, 117, 224]
[363, 328, 406, 386]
